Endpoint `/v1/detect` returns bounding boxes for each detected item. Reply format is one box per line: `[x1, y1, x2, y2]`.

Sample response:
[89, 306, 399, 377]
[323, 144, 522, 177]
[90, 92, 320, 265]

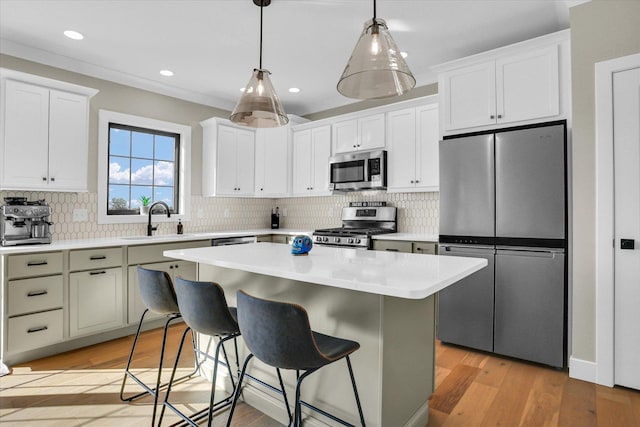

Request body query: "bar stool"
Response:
[227, 290, 366, 427]
[159, 277, 241, 427]
[119, 266, 197, 426]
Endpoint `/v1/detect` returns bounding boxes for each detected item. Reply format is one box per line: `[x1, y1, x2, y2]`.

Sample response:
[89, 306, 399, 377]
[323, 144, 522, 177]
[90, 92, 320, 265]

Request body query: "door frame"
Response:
[594, 52, 640, 387]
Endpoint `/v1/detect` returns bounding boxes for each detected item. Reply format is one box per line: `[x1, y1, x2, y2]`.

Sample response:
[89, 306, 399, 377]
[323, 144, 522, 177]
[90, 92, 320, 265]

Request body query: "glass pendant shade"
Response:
[230, 69, 288, 128]
[338, 18, 416, 99]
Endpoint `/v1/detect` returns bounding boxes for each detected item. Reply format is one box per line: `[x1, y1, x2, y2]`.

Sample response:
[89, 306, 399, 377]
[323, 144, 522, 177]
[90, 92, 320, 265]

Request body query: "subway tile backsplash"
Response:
[0, 190, 439, 241]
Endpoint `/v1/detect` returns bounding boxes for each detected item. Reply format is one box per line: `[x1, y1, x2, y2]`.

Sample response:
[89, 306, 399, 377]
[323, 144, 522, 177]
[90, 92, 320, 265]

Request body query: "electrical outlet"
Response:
[196, 208, 204, 219]
[224, 208, 230, 218]
[72, 208, 88, 222]
[282, 208, 287, 217]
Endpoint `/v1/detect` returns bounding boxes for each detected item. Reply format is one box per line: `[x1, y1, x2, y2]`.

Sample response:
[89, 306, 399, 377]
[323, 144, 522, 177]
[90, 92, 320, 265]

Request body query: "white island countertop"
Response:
[164, 242, 486, 299]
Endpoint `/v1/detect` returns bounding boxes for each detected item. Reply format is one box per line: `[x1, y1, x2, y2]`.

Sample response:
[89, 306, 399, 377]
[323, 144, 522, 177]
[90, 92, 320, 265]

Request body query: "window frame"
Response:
[98, 110, 191, 225]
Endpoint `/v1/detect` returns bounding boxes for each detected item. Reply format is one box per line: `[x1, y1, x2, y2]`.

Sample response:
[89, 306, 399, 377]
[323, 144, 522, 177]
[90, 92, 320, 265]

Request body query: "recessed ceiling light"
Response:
[64, 30, 84, 40]
[401, 51, 408, 59]
[159, 70, 174, 77]
[288, 88, 301, 93]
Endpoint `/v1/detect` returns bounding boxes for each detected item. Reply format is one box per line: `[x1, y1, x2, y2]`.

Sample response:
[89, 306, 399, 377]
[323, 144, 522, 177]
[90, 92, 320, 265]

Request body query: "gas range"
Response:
[313, 206, 397, 249]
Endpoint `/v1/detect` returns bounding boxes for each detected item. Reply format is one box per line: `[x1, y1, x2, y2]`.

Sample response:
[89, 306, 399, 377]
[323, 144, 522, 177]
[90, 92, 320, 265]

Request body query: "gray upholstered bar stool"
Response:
[158, 277, 241, 427]
[119, 266, 197, 426]
[227, 290, 366, 427]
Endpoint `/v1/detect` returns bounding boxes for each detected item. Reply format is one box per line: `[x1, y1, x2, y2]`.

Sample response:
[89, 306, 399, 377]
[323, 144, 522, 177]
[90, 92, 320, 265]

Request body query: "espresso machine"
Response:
[1, 197, 53, 246]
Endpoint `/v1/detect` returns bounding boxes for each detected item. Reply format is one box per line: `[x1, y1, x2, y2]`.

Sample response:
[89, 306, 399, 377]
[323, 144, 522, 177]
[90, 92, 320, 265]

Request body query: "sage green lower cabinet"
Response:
[413, 242, 438, 255]
[69, 267, 124, 337]
[372, 240, 413, 253]
[256, 234, 272, 243]
[373, 240, 438, 254]
[272, 235, 294, 244]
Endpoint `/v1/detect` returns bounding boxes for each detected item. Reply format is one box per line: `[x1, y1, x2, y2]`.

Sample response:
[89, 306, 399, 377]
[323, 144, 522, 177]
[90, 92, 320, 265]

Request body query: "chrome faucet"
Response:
[147, 201, 171, 236]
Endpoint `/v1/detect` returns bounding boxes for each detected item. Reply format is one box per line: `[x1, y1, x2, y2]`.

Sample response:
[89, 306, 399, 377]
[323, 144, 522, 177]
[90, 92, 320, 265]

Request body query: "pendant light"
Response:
[230, 0, 288, 128]
[337, 0, 415, 99]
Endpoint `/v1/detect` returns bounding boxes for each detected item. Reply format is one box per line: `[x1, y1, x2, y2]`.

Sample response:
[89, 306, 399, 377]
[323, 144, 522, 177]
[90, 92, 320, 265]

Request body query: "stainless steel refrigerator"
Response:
[438, 121, 567, 368]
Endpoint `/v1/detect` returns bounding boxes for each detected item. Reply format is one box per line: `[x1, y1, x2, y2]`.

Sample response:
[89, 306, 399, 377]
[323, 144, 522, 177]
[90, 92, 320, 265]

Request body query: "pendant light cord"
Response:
[373, 0, 376, 20]
[259, 1, 264, 69]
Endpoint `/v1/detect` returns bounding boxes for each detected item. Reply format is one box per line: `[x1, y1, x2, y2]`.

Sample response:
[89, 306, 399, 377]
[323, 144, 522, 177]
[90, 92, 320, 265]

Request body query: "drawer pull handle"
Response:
[27, 290, 48, 297]
[89, 255, 107, 260]
[385, 249, 399, 252]
[27, 261, 48, 267]
[90, 271, 107, 275]
[27, 326, 48, 333]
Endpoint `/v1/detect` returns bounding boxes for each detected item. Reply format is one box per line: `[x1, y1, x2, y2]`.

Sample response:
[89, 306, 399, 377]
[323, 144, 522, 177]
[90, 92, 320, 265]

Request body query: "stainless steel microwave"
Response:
[329, 150, 387, 192]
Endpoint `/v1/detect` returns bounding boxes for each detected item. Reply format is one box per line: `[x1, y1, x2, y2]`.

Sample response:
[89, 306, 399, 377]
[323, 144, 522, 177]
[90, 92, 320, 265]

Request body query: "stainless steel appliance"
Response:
[211, 236, 257, 246]
[329, 150, 387, 192]
[1, 197, 53, 246]
[313, 205, 396, 249]
[438, 121, 567, 368]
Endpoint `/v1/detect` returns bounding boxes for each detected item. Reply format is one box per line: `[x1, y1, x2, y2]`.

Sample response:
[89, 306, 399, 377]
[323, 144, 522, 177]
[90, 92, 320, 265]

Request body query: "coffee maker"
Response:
[1, 197, 53, 246]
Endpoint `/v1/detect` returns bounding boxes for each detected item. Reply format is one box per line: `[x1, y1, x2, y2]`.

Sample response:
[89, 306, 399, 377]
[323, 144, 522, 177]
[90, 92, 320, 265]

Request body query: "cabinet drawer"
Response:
[8, 275, 63, 316]
[372, 240, 413, 253]
[70, 247, 123, 271]
[7, 252, 63, 279]
[127, 240, 210, 265]
[413, 242, 438, 255]
[8, 309, 63, 354]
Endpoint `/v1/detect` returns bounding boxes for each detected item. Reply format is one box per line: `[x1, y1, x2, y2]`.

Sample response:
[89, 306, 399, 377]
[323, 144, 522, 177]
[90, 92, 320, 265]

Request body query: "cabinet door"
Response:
[292, 130, 312, 195]
[332, 119, 358, 154]
[258, 126, 289, 196]
[69, 267, 124, 337]
[386, 108, 417, 192]
[254, 130, 266, 194]
[216, 125, 239, 195]
[358, 113, 385, 151]
[496, 46, 560, 125]
[48, 90, 89, 191]
[1, 80, 50, 189]
[235, 128, 255, 195]
[310, 126, 331, 194]
[442, 61, 496, 131]
[415, 104, 439, 190]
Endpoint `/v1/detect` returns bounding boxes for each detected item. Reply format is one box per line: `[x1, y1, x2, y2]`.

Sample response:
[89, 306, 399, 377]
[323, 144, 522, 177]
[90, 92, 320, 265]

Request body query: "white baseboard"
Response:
[569, 356, 597, 383]
[404, 402, 429, 427]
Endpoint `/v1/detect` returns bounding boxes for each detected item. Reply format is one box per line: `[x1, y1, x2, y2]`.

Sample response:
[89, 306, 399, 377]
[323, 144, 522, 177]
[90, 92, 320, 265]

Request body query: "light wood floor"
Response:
[1, 324, 638, 426]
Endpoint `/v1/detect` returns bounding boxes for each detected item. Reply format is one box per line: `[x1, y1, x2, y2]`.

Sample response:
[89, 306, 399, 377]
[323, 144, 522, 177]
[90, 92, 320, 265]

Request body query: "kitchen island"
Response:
[164, 243, 486, 427]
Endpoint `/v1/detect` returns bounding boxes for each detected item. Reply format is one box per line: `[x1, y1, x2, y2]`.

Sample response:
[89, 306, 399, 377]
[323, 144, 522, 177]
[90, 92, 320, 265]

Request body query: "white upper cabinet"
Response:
[292, 125, 331, 196]
[254, 126, 289, 197]
[387, 103, 439, 192]
[332, 113, 385, 154]
[434, 31, 569, 134]
[201, 119, 255, 197]
[0, 73, 98, 192]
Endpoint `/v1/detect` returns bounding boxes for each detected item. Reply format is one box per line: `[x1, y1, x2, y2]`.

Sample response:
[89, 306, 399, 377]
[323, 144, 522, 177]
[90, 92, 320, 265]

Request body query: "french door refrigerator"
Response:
[438, 121, 567, 368]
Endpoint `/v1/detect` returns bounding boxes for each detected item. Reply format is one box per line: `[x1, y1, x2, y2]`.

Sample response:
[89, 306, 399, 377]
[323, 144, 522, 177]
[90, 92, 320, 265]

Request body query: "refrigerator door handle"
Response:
[496, 248, 564, 258]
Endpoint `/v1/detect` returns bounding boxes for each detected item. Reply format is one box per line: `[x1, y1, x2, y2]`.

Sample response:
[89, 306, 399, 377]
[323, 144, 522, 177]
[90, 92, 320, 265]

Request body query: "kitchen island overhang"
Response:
[164, 243, 486, 427]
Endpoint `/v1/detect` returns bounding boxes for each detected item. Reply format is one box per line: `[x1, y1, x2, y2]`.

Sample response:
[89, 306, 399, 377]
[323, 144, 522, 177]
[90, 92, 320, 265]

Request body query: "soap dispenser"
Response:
[177, 219, 183, 235]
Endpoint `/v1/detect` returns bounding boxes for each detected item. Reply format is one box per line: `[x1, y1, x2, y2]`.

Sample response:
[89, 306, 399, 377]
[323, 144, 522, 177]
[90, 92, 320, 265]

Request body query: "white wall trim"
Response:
[593, 52, 640, 387]
[569, 356, 597, 383]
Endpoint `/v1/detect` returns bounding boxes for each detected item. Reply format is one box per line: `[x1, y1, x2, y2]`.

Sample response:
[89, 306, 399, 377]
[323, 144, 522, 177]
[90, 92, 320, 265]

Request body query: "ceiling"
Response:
[0, 0, 586, 117]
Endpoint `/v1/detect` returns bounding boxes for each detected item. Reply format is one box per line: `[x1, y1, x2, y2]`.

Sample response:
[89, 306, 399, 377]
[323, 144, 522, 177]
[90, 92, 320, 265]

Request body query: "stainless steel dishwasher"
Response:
[211, 236, 257, 246]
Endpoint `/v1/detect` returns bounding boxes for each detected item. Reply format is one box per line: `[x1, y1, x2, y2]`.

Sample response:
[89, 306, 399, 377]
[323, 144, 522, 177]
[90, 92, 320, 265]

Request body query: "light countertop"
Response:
[164, 242, 486, 299]
[0, 229, 312, 255]
[372, 233, 439, 242]
[0, 229, 439, 255]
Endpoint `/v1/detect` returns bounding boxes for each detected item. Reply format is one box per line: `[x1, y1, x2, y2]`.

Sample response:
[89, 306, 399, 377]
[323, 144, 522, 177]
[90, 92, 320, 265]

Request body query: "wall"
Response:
[0, 55, 440, 240]
[569, 0, 640, 362]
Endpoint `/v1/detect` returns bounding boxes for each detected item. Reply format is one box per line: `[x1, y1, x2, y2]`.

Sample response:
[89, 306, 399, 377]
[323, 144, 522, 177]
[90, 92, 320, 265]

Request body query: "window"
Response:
[98, 110, 191, 225]
[108, 124, 179, 215]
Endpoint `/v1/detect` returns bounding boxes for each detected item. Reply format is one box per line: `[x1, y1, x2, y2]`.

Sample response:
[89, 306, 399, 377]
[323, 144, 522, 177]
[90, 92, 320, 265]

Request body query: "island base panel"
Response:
[197, 264, 435, 427]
